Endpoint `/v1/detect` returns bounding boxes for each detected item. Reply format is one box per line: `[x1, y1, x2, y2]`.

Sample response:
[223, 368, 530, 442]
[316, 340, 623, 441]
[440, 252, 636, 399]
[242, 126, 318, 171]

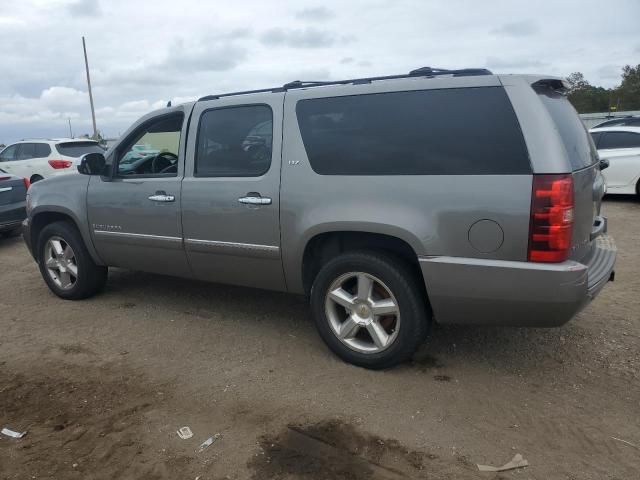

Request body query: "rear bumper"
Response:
[419, 235, 616, 327]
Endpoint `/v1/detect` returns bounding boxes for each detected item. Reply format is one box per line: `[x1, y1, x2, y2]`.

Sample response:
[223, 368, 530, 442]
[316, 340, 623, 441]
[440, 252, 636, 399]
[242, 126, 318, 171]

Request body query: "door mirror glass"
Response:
[599, 158, 610, 171]
[78, 152, 107, 175]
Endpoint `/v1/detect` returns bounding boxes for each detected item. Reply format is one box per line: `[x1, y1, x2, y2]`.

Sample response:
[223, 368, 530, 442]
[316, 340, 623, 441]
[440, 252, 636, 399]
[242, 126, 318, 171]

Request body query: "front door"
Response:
[87, 108, 191, 277]
[181, 93, 286, 291]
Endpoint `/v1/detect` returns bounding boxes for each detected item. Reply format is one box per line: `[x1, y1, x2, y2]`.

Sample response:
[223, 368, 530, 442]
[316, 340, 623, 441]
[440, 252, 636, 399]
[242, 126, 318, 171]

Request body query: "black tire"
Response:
[30, 175, 44, 183]
[310, 250, 430, 369]
[37, 221, 107, 300]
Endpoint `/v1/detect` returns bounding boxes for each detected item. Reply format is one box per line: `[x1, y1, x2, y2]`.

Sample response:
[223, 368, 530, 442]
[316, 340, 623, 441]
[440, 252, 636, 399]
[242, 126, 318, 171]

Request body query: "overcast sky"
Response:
[1, 0, 638, 143]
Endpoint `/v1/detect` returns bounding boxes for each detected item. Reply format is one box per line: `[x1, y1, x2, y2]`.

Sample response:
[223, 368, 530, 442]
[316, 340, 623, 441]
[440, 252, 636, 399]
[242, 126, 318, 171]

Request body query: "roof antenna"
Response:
[166, 100, 172, 107]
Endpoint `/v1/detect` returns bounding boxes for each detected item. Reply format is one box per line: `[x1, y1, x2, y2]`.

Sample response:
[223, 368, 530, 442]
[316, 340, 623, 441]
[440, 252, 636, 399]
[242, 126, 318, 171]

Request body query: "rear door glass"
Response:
[56, 142, 105, 157]
[536, 90, 597, 170]
[35, 143, 51, 157]
[17, 143, 36, 160]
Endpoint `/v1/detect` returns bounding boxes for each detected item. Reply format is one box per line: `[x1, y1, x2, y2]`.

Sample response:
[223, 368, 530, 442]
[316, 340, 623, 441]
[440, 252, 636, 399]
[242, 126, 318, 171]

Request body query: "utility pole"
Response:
[82, 36, 97, 139]
[68, 117, 73, 138]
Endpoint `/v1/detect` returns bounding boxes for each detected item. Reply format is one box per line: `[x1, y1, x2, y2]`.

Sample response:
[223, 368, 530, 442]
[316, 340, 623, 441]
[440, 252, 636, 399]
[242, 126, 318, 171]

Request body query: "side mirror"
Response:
[78, 152, 106, 175]
[599, 158, 610, 171]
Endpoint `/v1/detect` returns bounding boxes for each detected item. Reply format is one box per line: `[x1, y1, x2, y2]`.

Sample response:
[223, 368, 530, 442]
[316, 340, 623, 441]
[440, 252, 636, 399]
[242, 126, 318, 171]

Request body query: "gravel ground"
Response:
[0, 197, 638, 479]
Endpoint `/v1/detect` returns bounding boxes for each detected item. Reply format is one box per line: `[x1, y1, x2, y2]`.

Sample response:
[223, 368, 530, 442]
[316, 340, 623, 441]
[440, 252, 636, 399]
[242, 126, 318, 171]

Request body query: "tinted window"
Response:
[116, 114, 183, 177]
[17, 143, 36, 160]
[599, 132, 640, 149]
[196, 105, 273, 177]
[0, 144, 19, 161]
[536, 89, 597, 170]
[56, 141, 103, 157]
[35, 143, 51, 157]
[295, 87, 530, 175]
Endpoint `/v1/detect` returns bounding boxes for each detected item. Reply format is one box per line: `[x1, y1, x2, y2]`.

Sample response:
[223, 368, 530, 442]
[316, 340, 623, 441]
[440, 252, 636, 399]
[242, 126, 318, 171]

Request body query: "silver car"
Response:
[22, 67, 616, 369]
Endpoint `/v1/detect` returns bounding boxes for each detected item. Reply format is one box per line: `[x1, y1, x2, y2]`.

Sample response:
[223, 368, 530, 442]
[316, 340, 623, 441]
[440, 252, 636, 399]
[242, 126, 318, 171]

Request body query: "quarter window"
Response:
[195, 105, 273, 177]
[295, 87, 531, 175]
[598, 132, 640, 149]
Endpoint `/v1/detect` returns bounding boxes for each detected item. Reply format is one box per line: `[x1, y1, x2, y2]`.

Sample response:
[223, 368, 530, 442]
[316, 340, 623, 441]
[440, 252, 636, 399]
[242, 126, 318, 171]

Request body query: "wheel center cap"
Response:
[355, 303, 371, 320]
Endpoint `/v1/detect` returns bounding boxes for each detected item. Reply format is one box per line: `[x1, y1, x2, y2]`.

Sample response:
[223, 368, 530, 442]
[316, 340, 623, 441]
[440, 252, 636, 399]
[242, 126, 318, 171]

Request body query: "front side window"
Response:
[295, 87, 531, 175]
[598, 132, 640, 150]
[116, 114, 183, 177]
[0, 144, 19, 162]
[195, 105, 273, 177]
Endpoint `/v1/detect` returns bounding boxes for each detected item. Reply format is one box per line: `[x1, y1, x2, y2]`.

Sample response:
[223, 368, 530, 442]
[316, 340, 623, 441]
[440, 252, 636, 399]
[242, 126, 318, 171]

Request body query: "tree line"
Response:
[567, 64, 640, 114]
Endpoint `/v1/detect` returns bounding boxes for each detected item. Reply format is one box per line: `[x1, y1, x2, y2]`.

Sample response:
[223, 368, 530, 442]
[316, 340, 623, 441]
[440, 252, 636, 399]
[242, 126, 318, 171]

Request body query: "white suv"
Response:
[0, 139, 105, 183]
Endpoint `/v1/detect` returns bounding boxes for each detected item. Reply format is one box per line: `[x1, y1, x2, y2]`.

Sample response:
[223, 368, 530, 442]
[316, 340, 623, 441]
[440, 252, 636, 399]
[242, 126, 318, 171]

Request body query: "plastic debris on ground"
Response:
[177, 426, 194, 440]
[477, 453, 528, 472]
[1, 427, 27, 439]
[198, 433, 221, 452]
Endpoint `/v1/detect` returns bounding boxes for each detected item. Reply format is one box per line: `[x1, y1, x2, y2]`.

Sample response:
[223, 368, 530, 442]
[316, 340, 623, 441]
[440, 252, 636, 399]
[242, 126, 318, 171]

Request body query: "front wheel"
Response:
[37, 221, 107, 300]
[310, 251, 430, 369]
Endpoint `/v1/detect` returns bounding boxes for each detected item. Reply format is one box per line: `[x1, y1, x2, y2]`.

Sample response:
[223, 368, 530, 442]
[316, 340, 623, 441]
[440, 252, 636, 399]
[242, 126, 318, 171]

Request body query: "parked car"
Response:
[592, 116, 640, 129]
[0, 139, 105, 183]
[589, 126, 640, 197]
[0, 168, 28, 237]
[22, 68, 616, 369]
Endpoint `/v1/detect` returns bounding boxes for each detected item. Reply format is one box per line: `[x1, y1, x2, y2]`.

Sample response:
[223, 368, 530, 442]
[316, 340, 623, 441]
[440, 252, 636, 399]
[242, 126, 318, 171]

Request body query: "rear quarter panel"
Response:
[281, 77, 533, 294]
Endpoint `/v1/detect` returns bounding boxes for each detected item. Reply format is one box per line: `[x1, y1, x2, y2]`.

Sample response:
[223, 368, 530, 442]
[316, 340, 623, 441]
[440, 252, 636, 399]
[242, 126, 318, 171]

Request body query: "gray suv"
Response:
[22, 67, 617, 369]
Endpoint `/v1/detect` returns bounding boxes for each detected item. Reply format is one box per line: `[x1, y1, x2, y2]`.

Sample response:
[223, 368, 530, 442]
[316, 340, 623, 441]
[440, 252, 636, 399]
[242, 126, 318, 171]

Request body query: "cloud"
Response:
[340, 57, 354, 64]
[490, 19, 538, 37]
[260, 27, 338, 48]
[295, 6, 335, 21]
[486, 56, 549, 70]
[67, 0, 102, 17]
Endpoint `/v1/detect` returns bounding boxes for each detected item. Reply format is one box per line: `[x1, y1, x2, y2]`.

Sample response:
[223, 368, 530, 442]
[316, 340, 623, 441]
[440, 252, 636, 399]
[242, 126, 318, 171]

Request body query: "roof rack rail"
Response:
[197, 67, 492, 102]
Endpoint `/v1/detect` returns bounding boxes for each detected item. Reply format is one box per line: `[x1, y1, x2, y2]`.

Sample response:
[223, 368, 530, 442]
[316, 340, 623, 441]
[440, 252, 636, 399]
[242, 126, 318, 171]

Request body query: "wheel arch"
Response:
[299, 229, 427, 299]
[30, 207, 103, 265]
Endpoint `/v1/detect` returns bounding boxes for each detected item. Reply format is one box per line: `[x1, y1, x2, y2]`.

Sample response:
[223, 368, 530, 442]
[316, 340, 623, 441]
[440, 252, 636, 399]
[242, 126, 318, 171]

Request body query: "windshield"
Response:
[55, 141, 105, 158]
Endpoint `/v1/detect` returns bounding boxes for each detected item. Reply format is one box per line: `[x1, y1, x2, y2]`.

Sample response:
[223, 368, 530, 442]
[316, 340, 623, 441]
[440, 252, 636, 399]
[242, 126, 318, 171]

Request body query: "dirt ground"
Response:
[0, 198, 638, 480]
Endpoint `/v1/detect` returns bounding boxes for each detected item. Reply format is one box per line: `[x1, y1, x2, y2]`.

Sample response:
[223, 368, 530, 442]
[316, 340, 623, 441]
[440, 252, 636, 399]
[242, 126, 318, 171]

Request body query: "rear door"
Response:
[181, 93, 285, 291]
[535, 88, 602, 261]
[0, 172, 27, 227]
[597, 131, 640, 190]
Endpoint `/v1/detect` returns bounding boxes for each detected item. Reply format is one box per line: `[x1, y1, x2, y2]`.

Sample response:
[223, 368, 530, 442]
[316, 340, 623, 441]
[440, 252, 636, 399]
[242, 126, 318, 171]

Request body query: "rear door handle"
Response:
[238, 194, 272, 205]
[148, 191, 175, 202]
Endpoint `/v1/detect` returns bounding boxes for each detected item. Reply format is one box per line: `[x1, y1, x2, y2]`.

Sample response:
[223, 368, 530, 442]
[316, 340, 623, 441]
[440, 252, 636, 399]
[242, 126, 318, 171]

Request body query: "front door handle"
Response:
[238, 194, 272, 205]
[148, 191, 175, 202]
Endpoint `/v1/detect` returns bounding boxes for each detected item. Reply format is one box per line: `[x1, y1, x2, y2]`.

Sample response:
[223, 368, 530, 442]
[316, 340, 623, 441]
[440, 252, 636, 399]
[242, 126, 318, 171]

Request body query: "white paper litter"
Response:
[1, 427, 27, 439]
[477, 453, 528, 472]
[197, 433, 221, 452]
[177, 426, 193, 440]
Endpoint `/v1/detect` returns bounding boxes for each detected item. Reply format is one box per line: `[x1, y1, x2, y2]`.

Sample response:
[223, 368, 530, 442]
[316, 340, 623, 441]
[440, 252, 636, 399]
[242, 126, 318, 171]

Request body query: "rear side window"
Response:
[56, 141, 104, 157]
[536, 89, 597, 170]
[295, 87, 530, 175]
[35, 143, 51, 157]
[17, 143, 36, 160]
[598, 132, 640, 149]
[196, 105, 273, 177]
[590, 132, 602, 147]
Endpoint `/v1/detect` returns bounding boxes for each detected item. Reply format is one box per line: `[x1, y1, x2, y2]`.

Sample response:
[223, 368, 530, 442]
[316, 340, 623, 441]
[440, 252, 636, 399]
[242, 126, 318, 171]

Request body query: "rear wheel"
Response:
[37, 221, 107, 299]
[310, 251, 430, 369]
[30, 174, 44, 183]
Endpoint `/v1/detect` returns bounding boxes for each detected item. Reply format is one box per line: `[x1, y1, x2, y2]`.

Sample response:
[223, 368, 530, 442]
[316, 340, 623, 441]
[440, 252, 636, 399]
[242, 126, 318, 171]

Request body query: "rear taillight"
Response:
[48, 159, 73, 169]
[528, 174, 574, 263]
[23, 178, 30, 190]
